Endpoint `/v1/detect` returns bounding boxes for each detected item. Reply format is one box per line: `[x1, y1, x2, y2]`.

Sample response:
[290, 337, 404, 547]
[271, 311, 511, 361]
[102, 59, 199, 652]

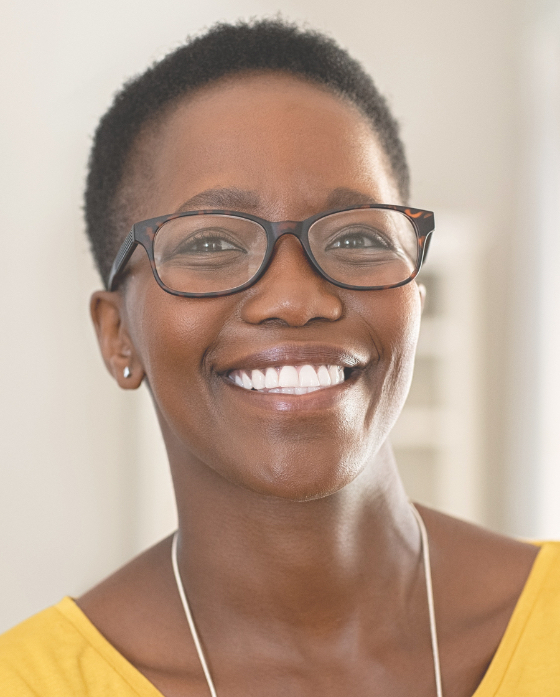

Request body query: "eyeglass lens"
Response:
[152, 210, 419, 294]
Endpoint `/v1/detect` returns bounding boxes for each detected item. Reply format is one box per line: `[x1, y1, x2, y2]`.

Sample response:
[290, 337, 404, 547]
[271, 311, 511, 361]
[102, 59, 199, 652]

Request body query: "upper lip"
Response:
[213, 343, 370, 374]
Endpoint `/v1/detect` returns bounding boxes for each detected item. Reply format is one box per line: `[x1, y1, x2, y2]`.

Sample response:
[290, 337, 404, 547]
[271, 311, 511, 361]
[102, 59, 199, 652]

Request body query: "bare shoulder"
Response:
[76, 536, 198, 684]
[416, 504, 540, 598]
[416, 504, 541, 693]
[77, 535, 176, 628]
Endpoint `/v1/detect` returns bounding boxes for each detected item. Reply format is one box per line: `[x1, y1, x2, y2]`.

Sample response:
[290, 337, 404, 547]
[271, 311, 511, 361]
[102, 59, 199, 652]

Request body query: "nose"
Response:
[240, 234, 343, 326]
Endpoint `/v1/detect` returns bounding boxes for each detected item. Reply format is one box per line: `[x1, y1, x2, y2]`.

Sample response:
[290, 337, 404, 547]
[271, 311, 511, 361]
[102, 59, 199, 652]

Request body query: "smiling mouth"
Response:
[227, 364, 347, 395]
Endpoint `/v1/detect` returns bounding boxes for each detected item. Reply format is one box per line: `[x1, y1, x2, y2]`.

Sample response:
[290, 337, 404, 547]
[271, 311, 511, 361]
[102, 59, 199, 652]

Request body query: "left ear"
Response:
[90, 290, 145, 389]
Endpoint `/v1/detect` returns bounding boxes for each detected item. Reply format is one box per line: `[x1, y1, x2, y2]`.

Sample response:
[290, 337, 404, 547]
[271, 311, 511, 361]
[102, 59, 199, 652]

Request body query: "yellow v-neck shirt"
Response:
[1, 542, 560, 696]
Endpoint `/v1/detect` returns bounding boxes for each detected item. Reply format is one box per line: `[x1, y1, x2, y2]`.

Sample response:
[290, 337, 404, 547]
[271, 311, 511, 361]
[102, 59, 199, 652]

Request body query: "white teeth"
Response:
[267, 386, 323, 394]
[229, 364, 348, 393]
[328, 365, 342, 385]
[317, 365, 332, 386]
[279, 365, 299, 388]
[251, 369, 266, 390]
[241, 371, 253, 390]
[299, 364, 320, 387]
[265, 367, 279, 388]
[295, 386, 321, 395]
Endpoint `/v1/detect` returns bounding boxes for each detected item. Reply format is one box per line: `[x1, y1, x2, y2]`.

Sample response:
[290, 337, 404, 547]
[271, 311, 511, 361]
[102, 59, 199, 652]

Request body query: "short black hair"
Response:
[85, 18, 410, 287]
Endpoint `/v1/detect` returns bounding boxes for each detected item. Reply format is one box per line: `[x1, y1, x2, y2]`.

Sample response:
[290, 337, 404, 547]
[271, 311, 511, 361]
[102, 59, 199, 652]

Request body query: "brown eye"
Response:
[180, 236, 244, 254]
[326, 227, 391, 251]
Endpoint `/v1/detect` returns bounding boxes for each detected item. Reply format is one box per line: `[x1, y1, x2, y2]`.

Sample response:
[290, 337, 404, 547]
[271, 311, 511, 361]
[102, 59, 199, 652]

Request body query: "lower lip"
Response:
[220, 373, 358, 412]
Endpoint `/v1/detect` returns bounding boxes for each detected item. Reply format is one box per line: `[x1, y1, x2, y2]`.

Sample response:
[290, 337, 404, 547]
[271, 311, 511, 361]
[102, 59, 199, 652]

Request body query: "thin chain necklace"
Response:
[171, 503, 443, 697]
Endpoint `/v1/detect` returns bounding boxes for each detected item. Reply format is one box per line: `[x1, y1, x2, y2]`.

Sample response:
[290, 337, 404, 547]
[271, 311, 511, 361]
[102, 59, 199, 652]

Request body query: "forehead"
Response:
[128, 73, 400, 222]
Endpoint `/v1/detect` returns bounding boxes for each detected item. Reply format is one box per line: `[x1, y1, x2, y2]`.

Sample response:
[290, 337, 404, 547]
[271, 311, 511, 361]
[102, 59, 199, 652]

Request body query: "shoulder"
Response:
[418, 504, 542, 594]
[509, 540, 560, 643]
[416, 505, 542, 612]
[477, 541, 560, 695]
[0, 597, 162, 696]
[0, 599, 88, 695]
[418, 506, 560, 695]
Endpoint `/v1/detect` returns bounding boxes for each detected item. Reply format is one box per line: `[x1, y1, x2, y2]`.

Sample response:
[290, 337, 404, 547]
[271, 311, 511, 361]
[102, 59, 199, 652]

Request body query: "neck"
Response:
[167, 438, 422, 639]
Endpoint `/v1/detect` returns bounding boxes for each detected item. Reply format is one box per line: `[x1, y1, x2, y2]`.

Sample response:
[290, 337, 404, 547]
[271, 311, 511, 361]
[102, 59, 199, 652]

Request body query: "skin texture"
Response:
[84, 74, 539, 697]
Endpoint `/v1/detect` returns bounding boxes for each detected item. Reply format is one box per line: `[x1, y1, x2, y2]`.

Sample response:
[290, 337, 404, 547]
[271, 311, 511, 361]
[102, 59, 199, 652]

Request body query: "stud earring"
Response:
[123, 366, 131, 379]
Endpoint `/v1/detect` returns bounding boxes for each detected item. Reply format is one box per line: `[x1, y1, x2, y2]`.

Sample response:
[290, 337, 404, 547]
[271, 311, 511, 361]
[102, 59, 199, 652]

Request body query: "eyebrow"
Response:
[173, 186, 381, 216]
[324, 187, 381, 209]
[174, 188, 261, 213]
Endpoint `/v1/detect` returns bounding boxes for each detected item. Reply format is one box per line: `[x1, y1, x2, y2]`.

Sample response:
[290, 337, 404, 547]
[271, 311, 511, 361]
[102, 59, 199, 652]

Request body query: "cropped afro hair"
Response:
[85, 18, 410, 287]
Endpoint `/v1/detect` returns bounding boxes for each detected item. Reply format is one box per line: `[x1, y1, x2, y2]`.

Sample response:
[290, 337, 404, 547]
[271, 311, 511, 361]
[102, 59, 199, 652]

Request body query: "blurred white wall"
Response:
[1, 0, 558, 632]
[522, 3, 560, 537]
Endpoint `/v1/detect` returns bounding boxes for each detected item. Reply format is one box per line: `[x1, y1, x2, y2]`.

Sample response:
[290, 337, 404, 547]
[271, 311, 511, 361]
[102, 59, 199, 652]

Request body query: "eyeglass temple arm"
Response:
[108, 227, 137, 291]
[421, 230, 434, 264]
[412, 211, 435, 266]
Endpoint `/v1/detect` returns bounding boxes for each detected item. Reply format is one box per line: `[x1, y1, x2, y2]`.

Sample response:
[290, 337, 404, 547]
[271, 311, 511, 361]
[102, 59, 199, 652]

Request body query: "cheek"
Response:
[126, 285, 234, 416]
[360, 285, 422, 432]
[381, 284, 423, 370]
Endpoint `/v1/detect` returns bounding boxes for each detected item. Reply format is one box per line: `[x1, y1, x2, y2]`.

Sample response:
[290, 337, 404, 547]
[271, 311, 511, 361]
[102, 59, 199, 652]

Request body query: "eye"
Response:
[178, 234, 245, 254]
[326, 227, 391, 251]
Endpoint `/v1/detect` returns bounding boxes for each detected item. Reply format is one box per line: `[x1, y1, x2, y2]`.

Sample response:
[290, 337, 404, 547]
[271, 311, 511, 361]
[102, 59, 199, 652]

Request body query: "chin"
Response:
[216, 441, 371, 502]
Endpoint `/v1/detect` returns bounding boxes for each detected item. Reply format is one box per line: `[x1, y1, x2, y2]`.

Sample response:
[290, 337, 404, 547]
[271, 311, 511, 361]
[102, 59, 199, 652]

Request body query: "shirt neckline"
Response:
[60, 541, 558, 697]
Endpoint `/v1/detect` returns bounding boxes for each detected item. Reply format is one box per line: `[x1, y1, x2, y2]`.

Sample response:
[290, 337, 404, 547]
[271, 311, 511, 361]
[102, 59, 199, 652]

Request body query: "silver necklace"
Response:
[171, 503, 443, 697]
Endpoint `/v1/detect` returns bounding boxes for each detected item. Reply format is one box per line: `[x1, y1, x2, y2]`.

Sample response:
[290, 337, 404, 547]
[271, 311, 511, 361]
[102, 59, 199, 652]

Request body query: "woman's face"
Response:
[114, 73, 423, 501]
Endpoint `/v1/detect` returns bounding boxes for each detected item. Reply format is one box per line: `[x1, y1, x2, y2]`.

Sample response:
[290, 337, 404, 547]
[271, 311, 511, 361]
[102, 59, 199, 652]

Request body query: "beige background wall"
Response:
[1, 0, 558, 632]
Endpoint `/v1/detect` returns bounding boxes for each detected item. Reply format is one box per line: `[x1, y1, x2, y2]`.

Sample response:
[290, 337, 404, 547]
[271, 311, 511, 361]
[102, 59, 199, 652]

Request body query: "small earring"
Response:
[123, 366, 131, 379]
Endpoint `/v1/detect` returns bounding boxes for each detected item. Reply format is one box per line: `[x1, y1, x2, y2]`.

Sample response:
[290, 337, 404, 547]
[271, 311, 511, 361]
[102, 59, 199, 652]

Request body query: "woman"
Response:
[1, 19, 558, 697]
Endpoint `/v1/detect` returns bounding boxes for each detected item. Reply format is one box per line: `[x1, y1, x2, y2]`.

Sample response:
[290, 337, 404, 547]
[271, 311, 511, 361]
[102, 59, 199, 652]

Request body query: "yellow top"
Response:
[1, 542, 560, 696]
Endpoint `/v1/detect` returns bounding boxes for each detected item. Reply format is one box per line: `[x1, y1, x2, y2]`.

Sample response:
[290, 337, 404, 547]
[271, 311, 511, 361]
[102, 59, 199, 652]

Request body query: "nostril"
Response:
[239, 234, 344, 327]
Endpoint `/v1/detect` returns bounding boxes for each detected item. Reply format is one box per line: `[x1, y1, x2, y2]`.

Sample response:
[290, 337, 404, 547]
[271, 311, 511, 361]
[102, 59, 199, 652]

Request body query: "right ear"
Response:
[90, 290, 144, 389]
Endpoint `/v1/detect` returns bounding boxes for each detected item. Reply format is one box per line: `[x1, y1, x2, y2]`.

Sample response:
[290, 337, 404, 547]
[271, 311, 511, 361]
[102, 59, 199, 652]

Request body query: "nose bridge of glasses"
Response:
[269, 220, 305, 242]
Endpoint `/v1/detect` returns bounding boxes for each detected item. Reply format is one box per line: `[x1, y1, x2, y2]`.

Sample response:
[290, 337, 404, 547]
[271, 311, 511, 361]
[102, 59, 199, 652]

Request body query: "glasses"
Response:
[108, 205, 435, 296]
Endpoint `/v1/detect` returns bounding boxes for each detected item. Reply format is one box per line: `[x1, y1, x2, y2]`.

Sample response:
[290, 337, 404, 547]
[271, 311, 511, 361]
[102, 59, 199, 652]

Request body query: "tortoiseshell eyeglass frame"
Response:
[108, 204, 435, 297]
